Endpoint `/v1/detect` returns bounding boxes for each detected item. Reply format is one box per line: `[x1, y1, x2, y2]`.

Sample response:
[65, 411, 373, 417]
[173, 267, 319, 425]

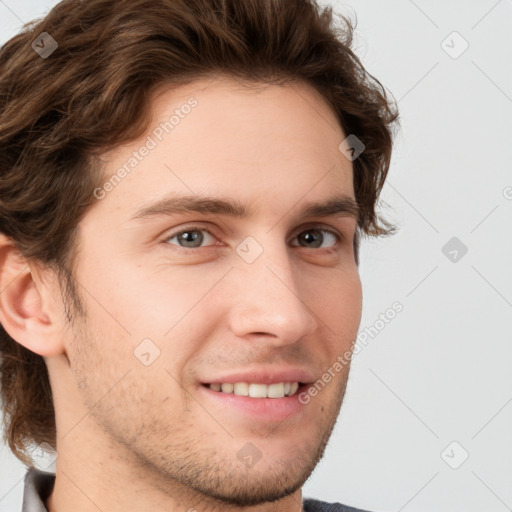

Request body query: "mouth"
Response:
[198, 381, 311, 422]
[197, 367, 317, 421]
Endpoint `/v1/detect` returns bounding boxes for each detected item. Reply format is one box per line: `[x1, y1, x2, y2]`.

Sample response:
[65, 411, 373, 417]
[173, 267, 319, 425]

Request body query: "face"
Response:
[53, 76, 362, 507]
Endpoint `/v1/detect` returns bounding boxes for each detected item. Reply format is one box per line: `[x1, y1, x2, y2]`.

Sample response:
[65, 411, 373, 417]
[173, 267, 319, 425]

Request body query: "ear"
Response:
[0, 234, 66, 357]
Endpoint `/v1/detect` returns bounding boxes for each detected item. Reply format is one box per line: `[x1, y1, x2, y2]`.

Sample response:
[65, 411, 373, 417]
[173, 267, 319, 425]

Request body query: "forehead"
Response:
[93, 76, 354, 221]
[147, 76, 346, 154]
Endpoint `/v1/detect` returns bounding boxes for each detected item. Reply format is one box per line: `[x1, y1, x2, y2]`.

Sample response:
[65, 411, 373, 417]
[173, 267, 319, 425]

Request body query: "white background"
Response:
[1, 1, 511, 511]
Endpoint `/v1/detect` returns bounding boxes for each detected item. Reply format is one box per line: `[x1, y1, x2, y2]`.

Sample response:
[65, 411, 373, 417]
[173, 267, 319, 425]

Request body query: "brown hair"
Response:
[0, 0, 398, 466]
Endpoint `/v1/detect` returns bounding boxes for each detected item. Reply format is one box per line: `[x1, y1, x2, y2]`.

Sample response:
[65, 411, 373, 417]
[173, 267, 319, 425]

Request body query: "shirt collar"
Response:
[21, 467, 55, 512]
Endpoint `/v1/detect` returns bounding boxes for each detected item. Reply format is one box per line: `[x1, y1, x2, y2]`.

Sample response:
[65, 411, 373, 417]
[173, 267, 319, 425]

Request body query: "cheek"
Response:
[318, 268, 362, 315]
[314, 269, 362, 348]
[79, 258, 207, 340]
[67, 308, 190, 420]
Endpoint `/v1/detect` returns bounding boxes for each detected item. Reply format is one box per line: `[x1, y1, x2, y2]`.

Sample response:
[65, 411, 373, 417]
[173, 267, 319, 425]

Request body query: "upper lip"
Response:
[200, 367, 317, 385]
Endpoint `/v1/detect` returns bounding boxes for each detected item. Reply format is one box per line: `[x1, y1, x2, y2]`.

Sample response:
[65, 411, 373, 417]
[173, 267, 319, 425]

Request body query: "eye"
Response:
[164, 226, 218, 249]
[290, 227, 342, 250]
[162, 225, 344, 252]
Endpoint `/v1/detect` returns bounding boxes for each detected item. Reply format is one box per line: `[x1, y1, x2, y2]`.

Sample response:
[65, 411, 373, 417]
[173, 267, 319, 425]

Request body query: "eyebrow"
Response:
[129, 193, 360, 223]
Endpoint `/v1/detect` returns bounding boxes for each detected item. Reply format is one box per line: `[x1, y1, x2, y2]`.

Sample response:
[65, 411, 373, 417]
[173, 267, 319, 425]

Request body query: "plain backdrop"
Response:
[1, 1, 511, 511]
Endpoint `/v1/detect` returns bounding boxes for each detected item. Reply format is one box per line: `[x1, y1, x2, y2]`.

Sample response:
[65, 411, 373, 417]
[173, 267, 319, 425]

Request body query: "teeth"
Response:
[221, 383, 233, 393]
[208, 382, 300, 398]
[233, 382, 249, 396]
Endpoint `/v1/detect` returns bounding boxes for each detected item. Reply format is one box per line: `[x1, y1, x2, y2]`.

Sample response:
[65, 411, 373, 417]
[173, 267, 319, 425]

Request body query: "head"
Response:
[0, 0, 398, 506]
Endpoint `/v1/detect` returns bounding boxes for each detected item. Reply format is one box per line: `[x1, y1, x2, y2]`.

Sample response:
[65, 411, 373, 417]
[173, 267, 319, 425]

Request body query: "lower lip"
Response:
[198, 384, 310, 422]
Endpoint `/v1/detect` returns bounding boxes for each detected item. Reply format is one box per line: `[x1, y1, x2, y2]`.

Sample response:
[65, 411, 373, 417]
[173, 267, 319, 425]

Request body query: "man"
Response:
[0, 0, 398, 511]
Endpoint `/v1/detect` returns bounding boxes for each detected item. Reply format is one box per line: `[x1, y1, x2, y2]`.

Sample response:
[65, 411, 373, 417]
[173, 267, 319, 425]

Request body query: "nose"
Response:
[227, 240, 318, 347]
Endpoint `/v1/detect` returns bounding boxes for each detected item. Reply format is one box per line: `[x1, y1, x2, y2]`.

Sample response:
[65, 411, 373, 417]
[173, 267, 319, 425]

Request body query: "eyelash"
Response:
[162, 224, 345, 254]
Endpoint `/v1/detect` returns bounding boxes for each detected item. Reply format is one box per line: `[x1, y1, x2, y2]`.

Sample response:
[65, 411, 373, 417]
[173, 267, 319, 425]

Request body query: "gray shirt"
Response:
[21, 467, 372, 512]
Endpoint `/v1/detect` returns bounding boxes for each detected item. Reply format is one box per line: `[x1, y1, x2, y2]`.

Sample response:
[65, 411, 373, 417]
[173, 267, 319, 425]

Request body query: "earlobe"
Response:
[0, 235, 65, 357]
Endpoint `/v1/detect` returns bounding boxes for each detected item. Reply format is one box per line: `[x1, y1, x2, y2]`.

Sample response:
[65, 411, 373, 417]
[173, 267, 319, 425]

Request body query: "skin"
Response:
[0, 76, 362, 512]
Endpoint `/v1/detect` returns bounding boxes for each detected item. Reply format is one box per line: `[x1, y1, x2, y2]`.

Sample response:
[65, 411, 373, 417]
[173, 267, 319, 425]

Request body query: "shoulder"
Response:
[303, 497, 374, 512]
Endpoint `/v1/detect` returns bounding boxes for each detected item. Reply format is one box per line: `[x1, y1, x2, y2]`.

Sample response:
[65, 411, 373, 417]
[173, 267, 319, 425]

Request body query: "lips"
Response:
[198, 381, 310, 421]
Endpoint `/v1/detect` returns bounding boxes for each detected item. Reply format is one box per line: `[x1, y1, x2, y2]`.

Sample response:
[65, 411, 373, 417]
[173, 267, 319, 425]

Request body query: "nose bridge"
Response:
[227, 234, 317, 343]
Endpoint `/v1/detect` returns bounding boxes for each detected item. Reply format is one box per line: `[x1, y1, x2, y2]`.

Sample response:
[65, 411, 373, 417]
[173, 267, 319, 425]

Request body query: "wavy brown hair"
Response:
[0, 0, 398, 466]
